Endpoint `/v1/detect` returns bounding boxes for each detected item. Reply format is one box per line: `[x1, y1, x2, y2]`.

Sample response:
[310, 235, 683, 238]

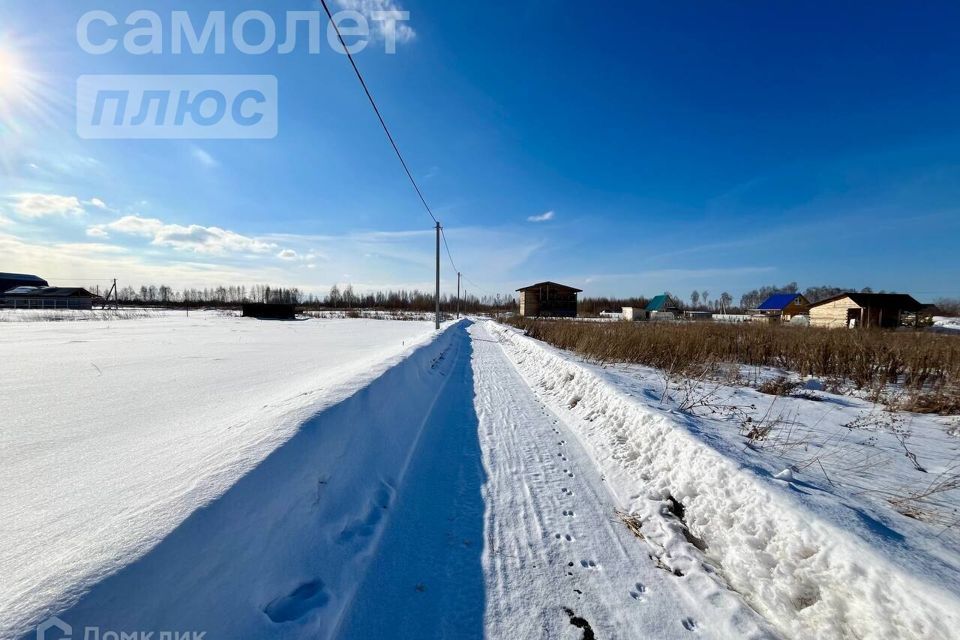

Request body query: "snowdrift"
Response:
[489, 321, 960, 640]
[15, 322, 468, 639]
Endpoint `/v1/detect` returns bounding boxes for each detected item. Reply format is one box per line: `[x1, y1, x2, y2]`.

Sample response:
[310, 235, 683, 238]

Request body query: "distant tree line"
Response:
[94, 282, 960, 317]
[105, 283, 518, 314]
[738, 283, 899, 310]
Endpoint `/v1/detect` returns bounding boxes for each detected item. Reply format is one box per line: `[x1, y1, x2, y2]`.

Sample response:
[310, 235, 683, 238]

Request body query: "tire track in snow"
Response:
[470, 322, 731, 639]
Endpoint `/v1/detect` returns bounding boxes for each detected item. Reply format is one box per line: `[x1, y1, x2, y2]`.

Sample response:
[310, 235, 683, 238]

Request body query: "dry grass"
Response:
[507, 318, 960, 414]
[615, 510, 645, 539]
[0, 309, 158, 322]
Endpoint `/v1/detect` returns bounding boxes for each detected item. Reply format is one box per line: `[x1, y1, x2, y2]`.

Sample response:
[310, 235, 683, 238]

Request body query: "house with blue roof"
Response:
[750, 293, 811, 323]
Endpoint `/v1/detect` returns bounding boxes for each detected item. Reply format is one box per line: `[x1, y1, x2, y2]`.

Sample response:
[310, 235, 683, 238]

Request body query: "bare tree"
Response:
[720, 292, 733, 313]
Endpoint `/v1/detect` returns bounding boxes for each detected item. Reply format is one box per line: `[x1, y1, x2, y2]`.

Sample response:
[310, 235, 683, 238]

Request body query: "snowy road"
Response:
[334, 321, 771, 639]
[468, 322, 750, 639]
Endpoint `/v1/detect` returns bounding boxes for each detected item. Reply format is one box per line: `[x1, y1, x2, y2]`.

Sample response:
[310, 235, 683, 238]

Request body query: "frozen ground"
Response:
[3, 314, 960, 639]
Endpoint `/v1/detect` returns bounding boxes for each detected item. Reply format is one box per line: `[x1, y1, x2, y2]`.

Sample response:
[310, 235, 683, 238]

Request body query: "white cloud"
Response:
[86, 227, 109, 238]
[88, 197, 108, 209]
[0, 232, 310, 291]
[527, 210, 555, 223]
[333, 0, 416, 44]
[191, 147, 218, 168]
[88, 215, 279, 256]
[277, 249, 298, 260]
[11, 193, 85, 218]
[95, 215, 164, 238]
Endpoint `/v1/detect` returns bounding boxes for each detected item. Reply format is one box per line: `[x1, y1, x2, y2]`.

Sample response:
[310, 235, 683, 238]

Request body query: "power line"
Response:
[319, 0, 438, 226]
[463, 274, 494, 298]
[440, 227, 458, 273]
[320, 1, 498, 308]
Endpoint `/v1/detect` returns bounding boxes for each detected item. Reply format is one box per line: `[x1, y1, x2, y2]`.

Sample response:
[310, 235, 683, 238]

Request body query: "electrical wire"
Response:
[319, 0, 439, 226]
[440, 227, 458, 273]
[320, 0, 504, 301]
[463, 274, 495, 299]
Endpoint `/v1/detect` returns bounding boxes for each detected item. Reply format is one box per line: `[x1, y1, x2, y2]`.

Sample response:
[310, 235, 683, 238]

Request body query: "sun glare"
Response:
[0, 46, 32, 111]
[0, 48, 22, 92]
[0, 40, 59, 121]
[0, 38, 63, 172]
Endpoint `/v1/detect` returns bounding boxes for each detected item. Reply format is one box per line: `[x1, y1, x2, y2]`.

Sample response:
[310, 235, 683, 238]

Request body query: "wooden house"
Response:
[750, 293, 811, 323]
[516, 282, 582, 318]
[808, 293, 923, 329]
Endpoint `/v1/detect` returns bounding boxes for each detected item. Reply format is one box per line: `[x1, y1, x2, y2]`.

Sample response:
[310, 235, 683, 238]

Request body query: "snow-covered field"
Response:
[3, 312, 959, 639]
[0, 312, 439, 638]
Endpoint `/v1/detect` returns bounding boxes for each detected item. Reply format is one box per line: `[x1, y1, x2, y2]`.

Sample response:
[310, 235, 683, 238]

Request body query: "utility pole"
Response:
[435, 222, 441, 330]
[101, 278, 119, 310]
[457, 272, 461, 319]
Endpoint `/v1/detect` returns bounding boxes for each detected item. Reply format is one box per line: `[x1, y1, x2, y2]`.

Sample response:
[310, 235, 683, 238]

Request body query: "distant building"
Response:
[645, 294, 680, 321]
[809, 293, 923, 329]
[242, 303, 297, 320]
[1, 287, 99, 310]
[0, 272, 48, 293]
[599, 309, 623, 319]
[683, 310, 714, 322]
[516, 281, 582, 318]
[750, 293, 811, 323]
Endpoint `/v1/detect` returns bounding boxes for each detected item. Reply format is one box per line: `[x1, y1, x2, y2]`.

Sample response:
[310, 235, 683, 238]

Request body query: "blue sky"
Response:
[0, 1, 958, 300]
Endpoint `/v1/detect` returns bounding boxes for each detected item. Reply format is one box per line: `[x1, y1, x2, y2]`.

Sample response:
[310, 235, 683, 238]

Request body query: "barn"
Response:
[516, 282, 582, 318]
[809, 292, 923, 329]
[1, 287, 99, 310]
[751, 293, 811, 323]
[0, 272, 49, 293]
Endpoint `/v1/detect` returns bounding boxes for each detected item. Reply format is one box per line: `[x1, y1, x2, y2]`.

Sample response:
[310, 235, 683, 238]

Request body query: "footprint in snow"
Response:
[336, 482, 393, 546]
[681, 618, 698, 631]
[562, 510, 575, 517]
[579, 559, 599, 570]
[555, 533, 574, 542]
[264, 580, 330, 623]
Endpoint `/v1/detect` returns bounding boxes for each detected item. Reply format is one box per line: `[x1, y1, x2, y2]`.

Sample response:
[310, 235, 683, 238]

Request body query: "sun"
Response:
[0, 45, 32, 112]
[0, 38, 64, 171]
[0, 39, 59, 122]
[0, 48, 23, 92]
